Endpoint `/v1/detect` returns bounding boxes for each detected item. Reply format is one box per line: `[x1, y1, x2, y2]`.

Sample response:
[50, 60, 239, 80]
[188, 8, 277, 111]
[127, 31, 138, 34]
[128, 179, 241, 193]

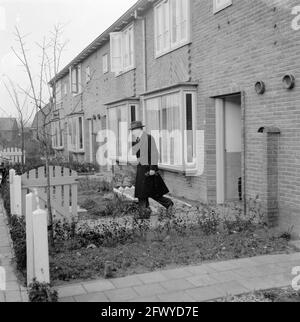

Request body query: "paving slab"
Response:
[186, 286, 226, 302]
[160, 278, 195, 292]
[186, 274, 219, 287]
[137, 271, 168, 284]
[74, 292, 109, 302]
[104, 287, 139, 302]
[111, 275, 143, 289]
[59, 296, 76, 302]
[133, 283, 167, 297]
[0, 203, 25, 302]
[157, 291, 196, 302]
[82, 280, 115, 293]
[216, 281, 251, 296]
[5, 291, 22, 302]
[58, 284, 87, 298]
[160, 267, 193, 280]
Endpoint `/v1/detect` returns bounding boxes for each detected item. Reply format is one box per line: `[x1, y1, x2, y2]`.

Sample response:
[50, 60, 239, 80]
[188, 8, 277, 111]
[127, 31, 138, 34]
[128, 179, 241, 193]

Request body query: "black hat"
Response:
[129, 121, 145, 131]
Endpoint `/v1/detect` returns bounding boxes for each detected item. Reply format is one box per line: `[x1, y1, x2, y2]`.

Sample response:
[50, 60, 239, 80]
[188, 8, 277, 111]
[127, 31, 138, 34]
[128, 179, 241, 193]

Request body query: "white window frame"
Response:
[63, 82, 67, 96]
[103, 54, 109, 74]
[154, 0, 191, 58]
[213, 0, 232, 14]
[107, 102, 139, 163]
[67, 115, 85, 153]
[85, 66, 91, 84]
[51, 120, 64, 150]
[70, 64, 82, 95]
[142, 88, 197, 173]
[110, 24, 135, 75]
[55, 80, 62, 106]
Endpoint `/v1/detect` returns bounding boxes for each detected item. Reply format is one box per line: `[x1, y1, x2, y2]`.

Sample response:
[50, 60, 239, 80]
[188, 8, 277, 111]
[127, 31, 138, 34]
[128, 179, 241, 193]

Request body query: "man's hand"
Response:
[149, 170, 156, 176]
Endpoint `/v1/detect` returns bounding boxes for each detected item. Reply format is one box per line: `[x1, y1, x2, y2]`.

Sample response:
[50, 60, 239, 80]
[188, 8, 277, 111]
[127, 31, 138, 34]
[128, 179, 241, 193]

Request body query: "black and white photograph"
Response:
[0, 0, 300, 307]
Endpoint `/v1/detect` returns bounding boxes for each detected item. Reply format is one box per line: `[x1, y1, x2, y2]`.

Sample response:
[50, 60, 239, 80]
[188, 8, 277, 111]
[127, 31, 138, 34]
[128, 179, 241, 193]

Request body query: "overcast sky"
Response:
[0, 0, 137, 119]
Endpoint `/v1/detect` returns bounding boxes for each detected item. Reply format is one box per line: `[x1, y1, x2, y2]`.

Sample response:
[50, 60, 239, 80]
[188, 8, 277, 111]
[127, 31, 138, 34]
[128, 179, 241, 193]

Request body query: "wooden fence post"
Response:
[32, 207, 50, 284]
[26, 193, 35, 286]
[13, 175, 22, 217]
[0, 266, 5, 291]
[9, 169, 15, 214]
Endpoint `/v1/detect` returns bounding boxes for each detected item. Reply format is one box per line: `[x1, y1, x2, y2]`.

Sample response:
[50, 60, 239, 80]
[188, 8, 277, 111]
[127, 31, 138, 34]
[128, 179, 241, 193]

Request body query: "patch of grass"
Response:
[49, 226, 290, 284]
[216, 287, 300, 302]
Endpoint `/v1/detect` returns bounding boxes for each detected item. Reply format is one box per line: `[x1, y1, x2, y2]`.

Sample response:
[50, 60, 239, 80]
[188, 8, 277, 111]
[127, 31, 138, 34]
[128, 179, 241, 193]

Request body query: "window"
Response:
[63, 83, 67, 95]
[70, 65, 81, 94]
[103, 54, 109, 74]
[213, 0, 232, 14]
[144, 89, 196, 171]
[155, 0, 190, 57]
[110, 24, 134, 75]
[85, 66, 91, 84]
[67, 116, 85, 152]
[107, 102, 139, 162]
[51, 121, 63, 149]
[55, 80, 62, 106]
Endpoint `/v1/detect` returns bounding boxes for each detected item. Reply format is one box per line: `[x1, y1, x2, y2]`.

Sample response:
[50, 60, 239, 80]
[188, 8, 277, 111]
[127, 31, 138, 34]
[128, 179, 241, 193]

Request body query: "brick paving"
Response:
[57, 252, 300, 302]
[0, 201, 27, 302]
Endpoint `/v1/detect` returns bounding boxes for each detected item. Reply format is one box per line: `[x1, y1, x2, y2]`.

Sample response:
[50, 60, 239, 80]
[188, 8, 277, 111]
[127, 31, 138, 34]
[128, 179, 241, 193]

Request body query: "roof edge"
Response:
[49, 0, 153, 85]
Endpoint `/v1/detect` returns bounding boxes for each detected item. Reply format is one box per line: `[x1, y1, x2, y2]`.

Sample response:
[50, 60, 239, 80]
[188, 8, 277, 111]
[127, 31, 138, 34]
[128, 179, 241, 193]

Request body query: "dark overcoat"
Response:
[132, 132, 169, 199]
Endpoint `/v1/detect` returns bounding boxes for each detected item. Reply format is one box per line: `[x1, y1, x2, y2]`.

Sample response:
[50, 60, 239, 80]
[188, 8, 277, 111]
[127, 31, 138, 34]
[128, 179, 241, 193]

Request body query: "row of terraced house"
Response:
[49, 0, 300, 237]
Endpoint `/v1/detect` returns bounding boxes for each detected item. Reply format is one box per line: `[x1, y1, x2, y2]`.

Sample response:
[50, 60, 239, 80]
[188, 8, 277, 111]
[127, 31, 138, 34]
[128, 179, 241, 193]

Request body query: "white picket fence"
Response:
[26, 190, 50, 285]
[9, 167, 78, 286]
[0, 147, 25, 164]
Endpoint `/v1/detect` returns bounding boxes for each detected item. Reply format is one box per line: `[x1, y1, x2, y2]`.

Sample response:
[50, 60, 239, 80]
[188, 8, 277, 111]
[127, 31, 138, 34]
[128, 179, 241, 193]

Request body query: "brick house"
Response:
[0, 117, 19, 147]
[50, 0, 300, 237]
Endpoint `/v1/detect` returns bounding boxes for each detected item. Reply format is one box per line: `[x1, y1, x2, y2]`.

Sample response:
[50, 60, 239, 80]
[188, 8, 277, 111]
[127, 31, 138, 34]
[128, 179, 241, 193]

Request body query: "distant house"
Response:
[31, 104, 52, 140]
[0, 118, 19, 146]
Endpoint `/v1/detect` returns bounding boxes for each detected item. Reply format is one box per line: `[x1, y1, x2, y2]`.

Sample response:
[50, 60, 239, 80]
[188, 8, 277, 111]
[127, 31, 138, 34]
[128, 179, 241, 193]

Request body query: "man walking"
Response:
[129, 121, 174, 214]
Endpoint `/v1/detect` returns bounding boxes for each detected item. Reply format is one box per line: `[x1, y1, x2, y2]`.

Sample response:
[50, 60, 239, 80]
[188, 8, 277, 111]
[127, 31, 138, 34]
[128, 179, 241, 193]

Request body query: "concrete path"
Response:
[57, 252, 300, 302]
[0, 201, 27, 302]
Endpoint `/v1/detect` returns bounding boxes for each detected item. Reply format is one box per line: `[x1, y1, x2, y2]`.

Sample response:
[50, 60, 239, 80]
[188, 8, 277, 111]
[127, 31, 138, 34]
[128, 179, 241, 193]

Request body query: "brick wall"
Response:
[191, 0, 300, 235]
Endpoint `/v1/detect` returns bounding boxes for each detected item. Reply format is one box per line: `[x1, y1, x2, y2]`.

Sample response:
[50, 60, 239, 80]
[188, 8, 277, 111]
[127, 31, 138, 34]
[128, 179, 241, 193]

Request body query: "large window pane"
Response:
[160, 93, 181, 165]
[146, 98, 161, 162]
[79, 117, 83, 150]
[186, 93, 193, 163]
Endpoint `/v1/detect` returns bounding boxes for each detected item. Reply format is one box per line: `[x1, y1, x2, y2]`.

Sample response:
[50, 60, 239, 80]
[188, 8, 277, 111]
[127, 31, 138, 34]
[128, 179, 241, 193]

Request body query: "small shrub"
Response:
[0, 180, 11, 216]
[53, 218, 76, 242]
[9, 215, 26, 273]
[197, 206, 220, 235]
[28, 279, 58, 302]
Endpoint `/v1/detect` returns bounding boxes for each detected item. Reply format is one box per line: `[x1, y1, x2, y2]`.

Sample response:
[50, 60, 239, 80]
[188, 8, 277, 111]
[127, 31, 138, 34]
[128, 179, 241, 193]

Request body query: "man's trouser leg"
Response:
[138, 198, 150, 209]
[151, 196, 173, 209]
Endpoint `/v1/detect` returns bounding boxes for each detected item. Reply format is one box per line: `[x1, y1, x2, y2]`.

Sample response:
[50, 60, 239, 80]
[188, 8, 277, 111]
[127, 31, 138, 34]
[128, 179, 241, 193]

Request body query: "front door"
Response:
[216, 94, 242, 203]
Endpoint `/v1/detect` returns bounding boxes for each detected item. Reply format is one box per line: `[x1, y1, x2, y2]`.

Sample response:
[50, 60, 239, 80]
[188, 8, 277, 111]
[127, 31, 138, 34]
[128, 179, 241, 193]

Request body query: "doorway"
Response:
[216, 94, 242, 203]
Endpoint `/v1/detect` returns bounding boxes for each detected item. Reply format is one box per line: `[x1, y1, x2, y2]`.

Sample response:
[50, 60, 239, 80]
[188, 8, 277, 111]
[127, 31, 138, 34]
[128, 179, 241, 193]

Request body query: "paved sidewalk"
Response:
[0, 202, 27, 302]
[57, 252, 300, 302]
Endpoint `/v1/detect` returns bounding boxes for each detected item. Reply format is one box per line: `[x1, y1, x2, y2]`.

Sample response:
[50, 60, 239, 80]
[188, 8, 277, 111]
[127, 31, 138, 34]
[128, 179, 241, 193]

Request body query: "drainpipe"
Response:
[242, 91, 247, 216]
[142, 16, 147, 93]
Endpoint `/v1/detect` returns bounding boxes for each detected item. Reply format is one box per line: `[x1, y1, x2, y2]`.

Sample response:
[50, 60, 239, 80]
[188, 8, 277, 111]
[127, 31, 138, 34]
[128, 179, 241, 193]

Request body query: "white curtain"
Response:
[146, 98, 161, 162]
[107, 107, 118, 159]
[119, 106, 128, 161]
[161, 92, 181, 166]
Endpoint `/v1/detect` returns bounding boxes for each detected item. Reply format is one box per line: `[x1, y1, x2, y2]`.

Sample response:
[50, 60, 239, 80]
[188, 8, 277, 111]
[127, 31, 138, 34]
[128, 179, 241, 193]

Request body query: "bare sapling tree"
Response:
[11, 24, 68, 248]
[2, 78, 34, 170]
